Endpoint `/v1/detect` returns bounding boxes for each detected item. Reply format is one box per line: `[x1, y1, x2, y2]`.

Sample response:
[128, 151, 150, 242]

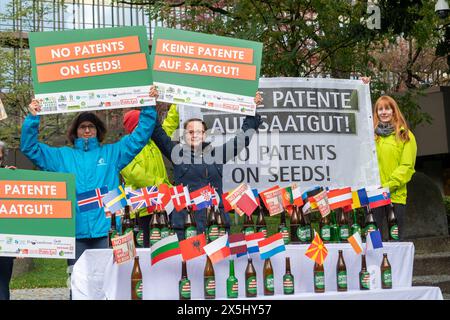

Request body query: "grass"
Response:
[10, 258, 68, 289]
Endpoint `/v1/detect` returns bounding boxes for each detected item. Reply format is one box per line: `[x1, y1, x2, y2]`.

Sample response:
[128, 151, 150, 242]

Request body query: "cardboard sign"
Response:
[111, 231, 136, 265]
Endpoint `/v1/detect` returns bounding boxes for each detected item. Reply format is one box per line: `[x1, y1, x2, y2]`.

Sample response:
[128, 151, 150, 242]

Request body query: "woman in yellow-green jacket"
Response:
[373, 95, 417, 240]
[121, 104, 179, 247]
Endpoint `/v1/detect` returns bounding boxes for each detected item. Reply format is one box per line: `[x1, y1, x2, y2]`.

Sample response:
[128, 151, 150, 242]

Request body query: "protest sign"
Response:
[111, 231, 136, 265]
[0, 169, 76, 259]
[260, 186, 284, 216]
[151, 27, 262, 116]
[29, 26, 153, 114]
[180, 77, 380, 192]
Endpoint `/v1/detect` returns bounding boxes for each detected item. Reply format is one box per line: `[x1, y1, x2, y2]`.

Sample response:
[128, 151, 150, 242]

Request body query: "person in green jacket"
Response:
[121, 103, 179, 247]
[373, 95, 417, 240]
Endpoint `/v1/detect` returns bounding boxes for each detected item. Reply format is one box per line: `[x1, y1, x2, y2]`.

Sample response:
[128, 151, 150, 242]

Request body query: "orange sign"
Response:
[36, 53, 148, 83]
[156, 39, 254, 64]
[153, 55, 256, 81]
[0, 180, 67, 199]
[0, 200, 72, 219]
[35, 36, 141, 64]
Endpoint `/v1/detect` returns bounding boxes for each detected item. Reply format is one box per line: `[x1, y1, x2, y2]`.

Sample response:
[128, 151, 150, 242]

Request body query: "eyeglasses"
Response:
[186, 130, 205, 135]
[78, 124, 96, 131]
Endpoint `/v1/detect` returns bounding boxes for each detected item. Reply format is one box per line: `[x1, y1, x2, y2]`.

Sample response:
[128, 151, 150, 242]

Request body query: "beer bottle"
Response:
[263, 258, 274, 296]
[179, 261, 191, 300]
[204, 256, 216, 299]
[336, 250, 348, 292]
[283, 257, 295, 295]
[227, 260, 239, 298]
[108, 212, 118, 248]
[300, 210, 313, 243]
[215, 207, 227, 237]
[149, 211, 161, 246]
[338, 208, 350, 242]
[245, 258, 257, 298]
[131, 256, 143, 300]
[359, 254, 370, 290]
[320, 214, 331, 243]
[387, 204, 399, 241]
[243, 212, 255, 236]
[330, 211, 340, 243]
[206, 207, 220, 242]
[364, 207, 378, 239]
[159, 210, 170, 239]
[255, 205, 268, 238]
[381, 253, 393, 289]
[121, 205, 133, 235]
[290, 206, 300, 244]
[313, 262, 325, 293]
[350, 209, 362, 237]
[184, 206, 197, 239]
[133, 211, 144, 248]
[279, 210, 290, 245]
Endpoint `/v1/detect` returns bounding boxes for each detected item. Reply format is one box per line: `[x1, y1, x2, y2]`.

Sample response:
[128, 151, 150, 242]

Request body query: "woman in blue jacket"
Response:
[21, 88, 158, 269]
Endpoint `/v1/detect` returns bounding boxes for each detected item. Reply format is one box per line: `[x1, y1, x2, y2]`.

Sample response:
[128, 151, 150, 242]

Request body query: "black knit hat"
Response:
[67, 112, 106, 144]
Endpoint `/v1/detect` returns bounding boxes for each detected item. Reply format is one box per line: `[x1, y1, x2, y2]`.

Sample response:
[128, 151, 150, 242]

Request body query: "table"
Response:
[71, 242, 443, 300]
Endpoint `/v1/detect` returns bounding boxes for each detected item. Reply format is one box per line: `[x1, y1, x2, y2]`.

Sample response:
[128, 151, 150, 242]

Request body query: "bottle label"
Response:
[136, 230, 144, 247]
[283, 274, 294, 294]
[365, 224, 377, 236]
[218, 227, 227, 237]
[244, 226, 255, 236]
[382, 269, 392, 287]
[227, 277, 239, 298]
[360, 272, 370, 289]
[321, 226, 331, 241]
[160, 227, 170, 239]
[134, 280, 143, 300]
[339, 226, 349, 240]
[246, 276, 257, 295]
[185, 226, 197, 239]
[390, 225, 399, 240]
[299, 226, 312, 242]
[150, 228, 161, 245]
[314, 271, 325, 289]
[264, 274, 274, 293]
[258, 227, 267, 238]
[337, 271, 347, 289]
[207, 225, 220, 242]
[280, 227, 290, 244]
[179, 279, 191, 299]
[204, 276, 216, 297]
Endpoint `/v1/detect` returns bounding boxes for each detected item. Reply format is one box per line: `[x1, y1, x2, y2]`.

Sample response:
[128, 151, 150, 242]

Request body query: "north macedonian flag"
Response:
[305, 231, 328, 265]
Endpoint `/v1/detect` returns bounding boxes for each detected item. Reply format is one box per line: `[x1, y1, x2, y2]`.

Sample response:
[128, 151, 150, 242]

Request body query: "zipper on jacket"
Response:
[84, 139, 88, 152]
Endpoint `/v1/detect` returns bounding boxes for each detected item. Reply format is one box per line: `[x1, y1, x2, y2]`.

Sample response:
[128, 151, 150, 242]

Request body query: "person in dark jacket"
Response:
[151, 93, 263, 240]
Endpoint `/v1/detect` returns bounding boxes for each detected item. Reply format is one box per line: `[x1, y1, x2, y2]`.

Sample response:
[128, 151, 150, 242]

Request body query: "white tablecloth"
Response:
[70, 242, 440, 300]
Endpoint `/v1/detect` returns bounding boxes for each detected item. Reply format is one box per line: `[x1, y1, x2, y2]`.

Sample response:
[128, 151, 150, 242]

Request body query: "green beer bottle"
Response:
[279, 210, 290, 245]
[330, 211, 340, 243]
[350, 209, 362, 237]
[227, 260, 239, 298]
[184, 206, 197, 240]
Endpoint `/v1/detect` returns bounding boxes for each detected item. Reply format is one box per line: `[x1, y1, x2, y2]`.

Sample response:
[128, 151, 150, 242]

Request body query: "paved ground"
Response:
[11, 288, 70, 300]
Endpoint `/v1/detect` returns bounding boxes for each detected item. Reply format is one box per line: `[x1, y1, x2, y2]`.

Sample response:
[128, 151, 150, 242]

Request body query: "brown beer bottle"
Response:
[301, 210, 313, 243]
[387, 204, 399, 241]
[320, 214, 331, 243]
[263, 258, 274, 296]
[215, 207, 227, 237]
[159, 210, 170, 239]
[359, 254, 370, 290]
[336, 250, 348, 292]
[204, 256, 216, 299]
[133, 211, 144, 248]
[149, 211, 161, 246]
[108, 212, 118, 248]
[337, 208, 350, 242]
[121, 205, 133, 235]
[313, 262, 325, 293]
[243, 213, 255, 236]
[179, 261, 191, 300]
[245, 258, 257, 298]
[206, 207, 219, 242]
[279, 210, 290, 245]
[184, 206, 197, 239]
[131, 256, 143, 300]
[256, 205, 268, 238]
[364, 207, 378, 239]
[381, 253, 393, 289]
[283, 257, 295, 295]
[289, 206, 300, 244]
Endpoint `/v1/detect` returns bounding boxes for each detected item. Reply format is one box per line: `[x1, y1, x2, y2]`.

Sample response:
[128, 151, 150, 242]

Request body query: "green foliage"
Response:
[10, 258, 68, 289]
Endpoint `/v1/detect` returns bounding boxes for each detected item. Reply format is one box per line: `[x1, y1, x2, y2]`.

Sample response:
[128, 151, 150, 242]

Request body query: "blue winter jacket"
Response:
[20, 106, 157, 239]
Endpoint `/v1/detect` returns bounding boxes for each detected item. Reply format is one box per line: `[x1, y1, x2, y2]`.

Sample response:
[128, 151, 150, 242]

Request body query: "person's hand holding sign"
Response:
[254, 91, 263, 107]
[149, 85, 159, 100]
[28, 99, 42, 116]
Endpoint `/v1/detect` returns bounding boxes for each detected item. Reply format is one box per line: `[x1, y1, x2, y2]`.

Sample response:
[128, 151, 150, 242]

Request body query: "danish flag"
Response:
[170, 185, 190, 211]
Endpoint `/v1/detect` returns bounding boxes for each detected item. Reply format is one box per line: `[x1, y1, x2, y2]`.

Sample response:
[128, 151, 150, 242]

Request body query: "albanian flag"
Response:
[179, 234, 206, 261]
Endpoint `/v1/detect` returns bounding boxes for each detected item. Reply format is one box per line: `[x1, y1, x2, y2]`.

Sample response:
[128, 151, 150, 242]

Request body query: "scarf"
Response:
[375, 122, 395, 137]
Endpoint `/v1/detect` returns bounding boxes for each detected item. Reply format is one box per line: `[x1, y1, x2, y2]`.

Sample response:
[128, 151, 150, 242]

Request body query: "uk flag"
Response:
[76, 186, 109, 213]
[127, 186, 159, 211]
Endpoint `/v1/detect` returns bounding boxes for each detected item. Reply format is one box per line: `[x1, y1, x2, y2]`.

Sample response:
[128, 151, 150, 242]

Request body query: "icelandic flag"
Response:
[190, 186, 213, 210]
[127, 186, 159, 211]
[245, 232, 265, 254]
[258, 233, 286, 260]
[366, 230, 383, 251]
[103, 185, 128, 213]
[76, 186, 108, 213]
[367, 187, 391, 209]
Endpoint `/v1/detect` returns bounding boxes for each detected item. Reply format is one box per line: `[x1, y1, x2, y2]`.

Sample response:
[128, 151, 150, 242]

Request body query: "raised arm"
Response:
[161, 104, 179, 138]
[151, 118, 178, 163]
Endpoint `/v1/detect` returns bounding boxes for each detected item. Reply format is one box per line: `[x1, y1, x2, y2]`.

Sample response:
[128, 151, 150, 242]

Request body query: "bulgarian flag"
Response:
[305, 231, 328, 265]
[150, 235, 181, 265]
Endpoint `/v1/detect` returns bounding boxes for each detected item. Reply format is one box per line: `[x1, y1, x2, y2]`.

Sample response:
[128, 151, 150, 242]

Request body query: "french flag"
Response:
[258, 233, 286, 260]
[367, 187, 391, 209]
[245, 232, 265, 254]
